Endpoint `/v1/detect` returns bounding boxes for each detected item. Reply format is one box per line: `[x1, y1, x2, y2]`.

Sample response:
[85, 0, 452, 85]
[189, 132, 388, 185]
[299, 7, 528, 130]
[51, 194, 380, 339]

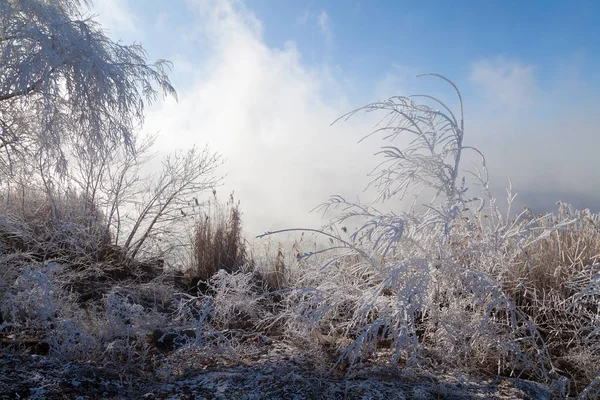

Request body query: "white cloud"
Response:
[145, 0, 380, 237]
[470, 56, 537, 109]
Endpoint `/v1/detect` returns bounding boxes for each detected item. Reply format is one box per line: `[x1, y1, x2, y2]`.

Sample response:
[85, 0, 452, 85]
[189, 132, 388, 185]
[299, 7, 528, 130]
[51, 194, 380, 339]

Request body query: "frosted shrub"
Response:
[261, 75, 560, 382]
[105, 290, 154, 336]
[97, 291, 150, 364]
[47, 318, 99, 361]
[1, 262, 99, 359]
[2, 263, 74, 330]
[258, 75, 600, 395]
[208, 268, 261, 330]
[2, 261, 168, 364]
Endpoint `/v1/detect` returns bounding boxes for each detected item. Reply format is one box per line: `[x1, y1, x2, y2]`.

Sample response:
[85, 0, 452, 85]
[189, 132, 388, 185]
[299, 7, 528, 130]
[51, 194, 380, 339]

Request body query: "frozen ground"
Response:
[0, 340, 554, 399]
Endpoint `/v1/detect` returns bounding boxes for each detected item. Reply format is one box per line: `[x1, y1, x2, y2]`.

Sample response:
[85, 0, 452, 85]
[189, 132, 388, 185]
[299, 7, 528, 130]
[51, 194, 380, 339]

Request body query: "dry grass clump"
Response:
[0, 185, 111, 261]
[188, 193, 248, 283]
[509, 204, 600, 296]
[498, 203, 600, 394]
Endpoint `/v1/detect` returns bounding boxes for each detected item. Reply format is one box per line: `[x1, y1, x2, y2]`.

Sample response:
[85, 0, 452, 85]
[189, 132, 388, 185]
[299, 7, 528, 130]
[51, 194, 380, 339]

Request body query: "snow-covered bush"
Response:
[2, 263, 77, 330]
[259, 75, 599, 394]
[1, 262, 100, 359]
[207, 268, 262, 330]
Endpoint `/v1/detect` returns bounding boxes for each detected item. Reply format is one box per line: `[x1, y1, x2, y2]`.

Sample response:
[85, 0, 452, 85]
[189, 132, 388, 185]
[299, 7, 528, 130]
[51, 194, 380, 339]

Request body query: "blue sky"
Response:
[248, 0, 599, 86]
[93, 1, 600, 94]
[89, 0, 600, 235]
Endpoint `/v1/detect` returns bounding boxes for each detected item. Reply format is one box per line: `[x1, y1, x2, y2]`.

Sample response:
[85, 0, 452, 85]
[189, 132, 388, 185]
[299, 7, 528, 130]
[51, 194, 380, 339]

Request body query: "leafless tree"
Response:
[0, 0, 176, 174]
[122, 145, 223, 261]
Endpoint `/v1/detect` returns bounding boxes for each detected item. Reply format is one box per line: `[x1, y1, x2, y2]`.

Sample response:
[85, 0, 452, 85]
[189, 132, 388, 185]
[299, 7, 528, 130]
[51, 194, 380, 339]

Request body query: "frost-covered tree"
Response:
[0, 0, 176, 174]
